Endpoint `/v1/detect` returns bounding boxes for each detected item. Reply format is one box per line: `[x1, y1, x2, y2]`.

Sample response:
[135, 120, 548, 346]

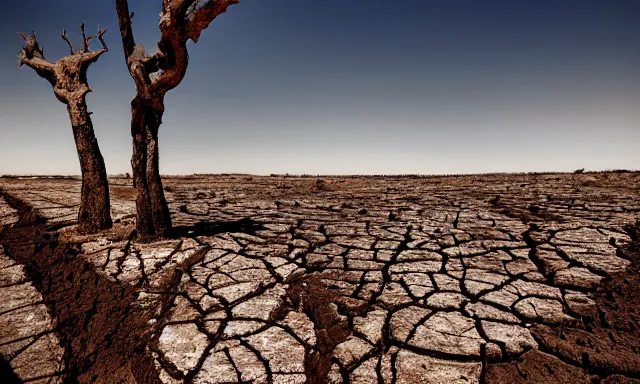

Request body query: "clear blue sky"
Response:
[1, 1, 639, 175]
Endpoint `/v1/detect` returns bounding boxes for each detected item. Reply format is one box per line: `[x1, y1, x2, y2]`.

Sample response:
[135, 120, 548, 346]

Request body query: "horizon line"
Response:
[1, 169, 637, 179]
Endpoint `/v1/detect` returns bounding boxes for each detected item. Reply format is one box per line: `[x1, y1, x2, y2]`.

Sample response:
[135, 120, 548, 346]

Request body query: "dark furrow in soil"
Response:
[0, 191, 179, 384]
[486, 221, 640, 384]
[272, 275, 370, 384]
[0, 355, 22, 384]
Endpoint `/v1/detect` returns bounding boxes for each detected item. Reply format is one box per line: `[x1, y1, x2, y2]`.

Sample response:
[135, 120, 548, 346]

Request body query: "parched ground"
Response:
[0, 172, 639, 384]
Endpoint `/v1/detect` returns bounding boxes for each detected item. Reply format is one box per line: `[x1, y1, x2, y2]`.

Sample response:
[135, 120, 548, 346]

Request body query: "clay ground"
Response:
[0, 172, 639, 384]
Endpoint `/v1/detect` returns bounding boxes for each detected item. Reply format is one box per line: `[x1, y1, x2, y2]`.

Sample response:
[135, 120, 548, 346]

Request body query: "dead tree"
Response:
[115, 0, 238, 238]
[18, 26, 112, 233]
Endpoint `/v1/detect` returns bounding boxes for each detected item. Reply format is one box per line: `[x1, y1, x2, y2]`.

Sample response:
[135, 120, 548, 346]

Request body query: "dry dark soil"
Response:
[486, 221, 640, 384]
[0, 172, 639, 383]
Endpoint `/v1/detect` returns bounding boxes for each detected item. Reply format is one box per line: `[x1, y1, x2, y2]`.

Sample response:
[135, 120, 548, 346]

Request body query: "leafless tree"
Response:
[115, 0, 239, 238]
[18, 26, 112, 233]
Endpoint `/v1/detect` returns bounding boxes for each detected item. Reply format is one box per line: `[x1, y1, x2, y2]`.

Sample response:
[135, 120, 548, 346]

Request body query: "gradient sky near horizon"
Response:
[1, 0, 638, 175]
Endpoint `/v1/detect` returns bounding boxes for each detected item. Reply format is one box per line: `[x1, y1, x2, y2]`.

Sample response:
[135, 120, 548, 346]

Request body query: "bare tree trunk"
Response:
[68, 102, 112, 233]
[128, 99, 171, 238]
[146, 122, 172, 234]
[17, 27, 113, 234]
[130, 99, 155, 237]
[116, 0, 238, 238]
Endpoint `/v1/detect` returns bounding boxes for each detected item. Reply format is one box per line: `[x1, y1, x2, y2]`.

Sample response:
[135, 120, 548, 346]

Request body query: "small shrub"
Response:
[314, 179, 328, 191]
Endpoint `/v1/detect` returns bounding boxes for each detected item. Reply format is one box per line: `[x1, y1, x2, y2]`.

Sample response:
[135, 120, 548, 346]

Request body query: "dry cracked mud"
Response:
[1, 172, 639, 383]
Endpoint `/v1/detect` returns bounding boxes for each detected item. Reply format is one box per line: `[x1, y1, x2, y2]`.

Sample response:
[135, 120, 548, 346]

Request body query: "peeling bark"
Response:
[17, 27, 112, 233]
[70, 102, 112, 232]
[115, 0, 239, 238]
[147, 124, 172, 234]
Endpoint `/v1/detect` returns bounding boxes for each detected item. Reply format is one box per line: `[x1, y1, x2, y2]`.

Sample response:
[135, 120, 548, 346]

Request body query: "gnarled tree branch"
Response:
[117, 0, 239, 99]
[116, 0, 136, 60]
[18, 31, 55, 85]
[77, 25, 109, 65]
[81, 23, 88, 52]
[115, 0, 239, 237]
[169, 0, 197, 21]
[82, 23, 108, 54]
[185, 0, 238, 42]
[18, 25, 109, 104]
[58, 24, 109, 65]
[62, 29, 74, 55]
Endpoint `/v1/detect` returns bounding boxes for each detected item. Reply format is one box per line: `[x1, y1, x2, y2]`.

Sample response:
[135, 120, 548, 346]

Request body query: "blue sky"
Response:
[1, 0, 639, 175]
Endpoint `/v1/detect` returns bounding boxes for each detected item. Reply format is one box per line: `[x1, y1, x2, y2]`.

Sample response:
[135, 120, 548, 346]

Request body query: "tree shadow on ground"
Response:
[165, 217, 264, 238]
[0, 356, 22, 384]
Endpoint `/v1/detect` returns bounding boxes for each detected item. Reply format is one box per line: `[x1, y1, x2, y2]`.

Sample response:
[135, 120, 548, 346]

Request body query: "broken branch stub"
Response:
[17, 31, 55, 85]
[185, 0, 239, 42]
[62, 29, 74, 55]
[17, 31, 44, 60]
[83, 24, 109, 54]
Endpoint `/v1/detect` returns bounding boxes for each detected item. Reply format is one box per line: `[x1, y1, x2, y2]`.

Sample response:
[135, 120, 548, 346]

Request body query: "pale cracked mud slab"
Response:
[0, 194, 19, 226]
[0, 176, 136, 228]
[0, 172, 639, 383]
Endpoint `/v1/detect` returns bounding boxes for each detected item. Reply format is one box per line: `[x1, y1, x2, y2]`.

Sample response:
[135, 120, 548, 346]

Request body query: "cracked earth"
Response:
[1, 172, 639, 383]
